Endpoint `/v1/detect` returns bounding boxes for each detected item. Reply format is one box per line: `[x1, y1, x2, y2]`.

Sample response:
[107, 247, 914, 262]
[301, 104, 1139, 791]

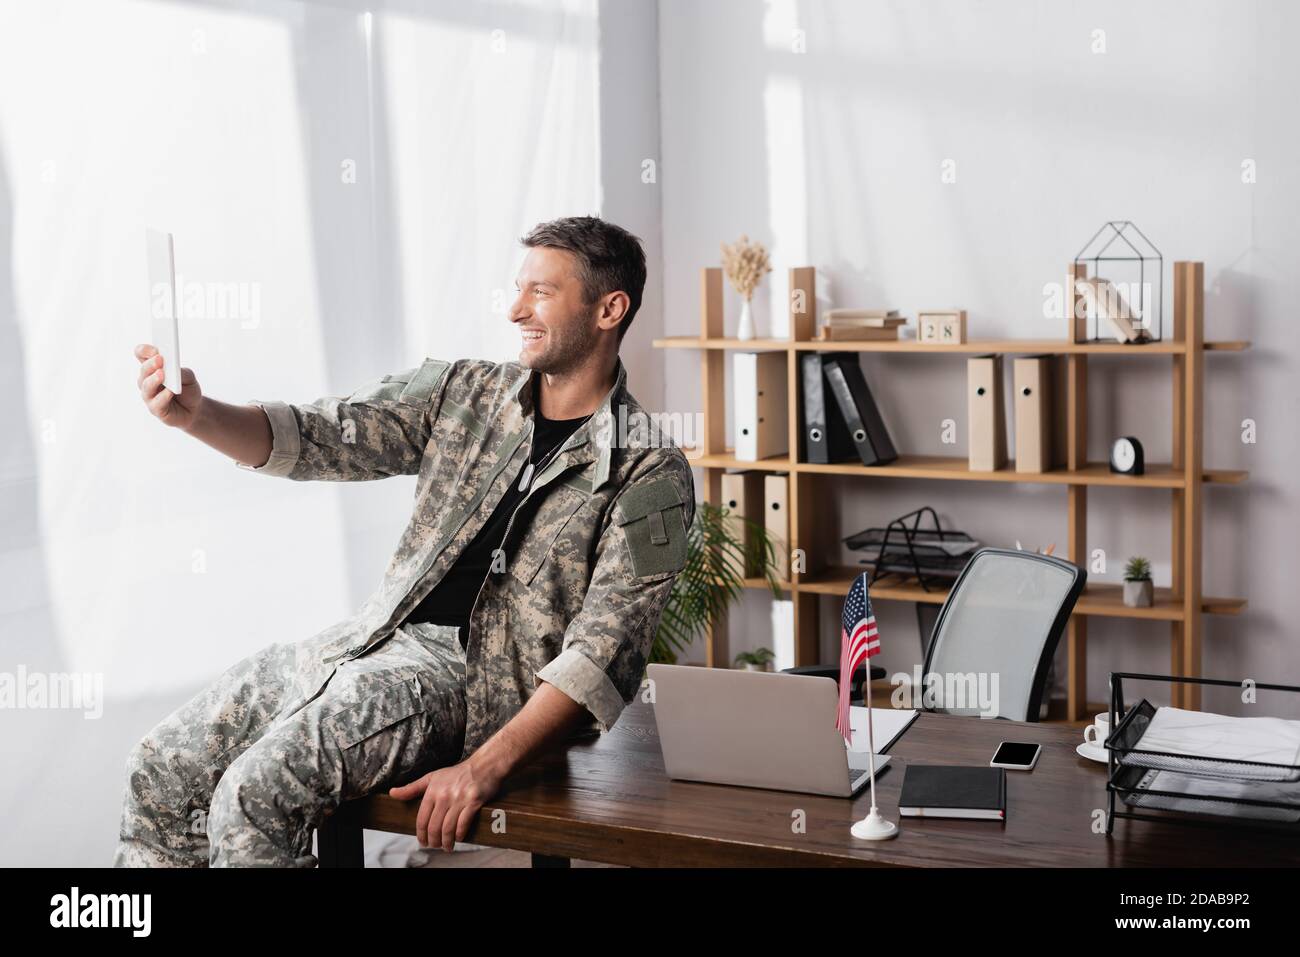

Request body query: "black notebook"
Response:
[898, 765, 1007, 820]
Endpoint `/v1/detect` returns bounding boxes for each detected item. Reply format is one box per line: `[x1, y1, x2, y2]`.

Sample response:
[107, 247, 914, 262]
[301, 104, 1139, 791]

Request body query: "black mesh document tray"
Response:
[843, 506, 979, 592]
[1104, 673, 1300, 833]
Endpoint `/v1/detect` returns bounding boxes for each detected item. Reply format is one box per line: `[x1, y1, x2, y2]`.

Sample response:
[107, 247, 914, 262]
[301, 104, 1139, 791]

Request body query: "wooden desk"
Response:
[317, 700, 1300, 867]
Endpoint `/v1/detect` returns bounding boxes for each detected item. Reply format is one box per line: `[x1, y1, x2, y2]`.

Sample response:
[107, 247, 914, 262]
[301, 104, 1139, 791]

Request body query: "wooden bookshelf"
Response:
[780, 569, 1245, 621]
[685, 450, 1248, 488]
[654, 337, 1251, 354]
[659, 263, 1249, 720]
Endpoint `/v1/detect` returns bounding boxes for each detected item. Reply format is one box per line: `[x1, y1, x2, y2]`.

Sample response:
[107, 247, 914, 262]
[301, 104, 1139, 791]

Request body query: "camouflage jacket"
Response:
[236, 357, 695, 759]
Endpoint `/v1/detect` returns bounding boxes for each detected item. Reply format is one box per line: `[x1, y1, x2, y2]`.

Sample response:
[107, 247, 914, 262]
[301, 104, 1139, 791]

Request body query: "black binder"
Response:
[800, 353, 855, 463]
[823, 354, 898, 466]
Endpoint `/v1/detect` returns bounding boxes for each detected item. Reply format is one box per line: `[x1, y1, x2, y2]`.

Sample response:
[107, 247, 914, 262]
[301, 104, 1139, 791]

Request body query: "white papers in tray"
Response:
[1122, 707, 1300, 782]
[1126, 769, 1300, 822]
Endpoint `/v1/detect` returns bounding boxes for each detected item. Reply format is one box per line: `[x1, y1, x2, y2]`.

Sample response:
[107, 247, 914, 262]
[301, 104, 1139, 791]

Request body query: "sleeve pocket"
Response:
[615, 477, 689, 582]
[346, 372, 412, 405]
[343, 358, 449, 407]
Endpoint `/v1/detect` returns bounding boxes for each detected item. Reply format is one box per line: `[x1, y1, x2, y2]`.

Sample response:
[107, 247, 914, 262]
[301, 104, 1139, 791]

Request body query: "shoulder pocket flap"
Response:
[399, 357, 451, 407]
[614, 477, 685, 526]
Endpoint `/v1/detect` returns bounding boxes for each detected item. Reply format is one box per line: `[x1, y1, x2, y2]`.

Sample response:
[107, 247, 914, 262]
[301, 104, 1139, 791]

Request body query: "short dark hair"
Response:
[520, 216, 647, 341]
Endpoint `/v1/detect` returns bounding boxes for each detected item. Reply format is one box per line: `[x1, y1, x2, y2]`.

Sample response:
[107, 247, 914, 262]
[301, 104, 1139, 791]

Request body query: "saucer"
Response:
[1076, 741, 1108, 764]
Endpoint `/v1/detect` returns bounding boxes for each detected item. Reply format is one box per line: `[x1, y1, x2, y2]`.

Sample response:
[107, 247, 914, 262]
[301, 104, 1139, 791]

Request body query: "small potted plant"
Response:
[720, 235, 772, 340]
[650, 502, 782, 666]
[734, 648, 776, 673]
[1123, 556, 1153, 608]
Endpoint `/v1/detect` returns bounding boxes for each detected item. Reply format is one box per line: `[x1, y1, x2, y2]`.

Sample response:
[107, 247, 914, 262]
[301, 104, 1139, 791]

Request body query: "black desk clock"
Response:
[1109, 436, 1145, 475]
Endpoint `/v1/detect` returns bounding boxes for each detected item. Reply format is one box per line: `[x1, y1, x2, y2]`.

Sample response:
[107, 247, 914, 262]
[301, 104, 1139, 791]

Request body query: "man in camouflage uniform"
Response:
[117, 216, 694, 866]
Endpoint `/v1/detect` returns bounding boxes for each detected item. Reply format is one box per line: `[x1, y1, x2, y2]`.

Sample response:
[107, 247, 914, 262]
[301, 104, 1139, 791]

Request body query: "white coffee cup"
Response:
[1083, 712, 1111, 748]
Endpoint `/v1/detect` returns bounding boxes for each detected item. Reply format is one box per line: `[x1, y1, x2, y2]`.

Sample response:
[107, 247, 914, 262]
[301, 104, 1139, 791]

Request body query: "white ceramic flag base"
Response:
[851, 809, 899, 841]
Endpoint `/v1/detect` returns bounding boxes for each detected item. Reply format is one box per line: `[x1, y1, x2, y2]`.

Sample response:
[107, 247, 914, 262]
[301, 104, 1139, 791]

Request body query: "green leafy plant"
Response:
[734, 647, 776, 669]
[651, 502, 783, 665]
[1124, 556, 1152, 582]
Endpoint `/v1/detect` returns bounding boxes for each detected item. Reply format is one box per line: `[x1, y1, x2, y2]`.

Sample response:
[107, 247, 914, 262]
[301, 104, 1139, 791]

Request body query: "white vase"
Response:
[737, 298, 756, 340]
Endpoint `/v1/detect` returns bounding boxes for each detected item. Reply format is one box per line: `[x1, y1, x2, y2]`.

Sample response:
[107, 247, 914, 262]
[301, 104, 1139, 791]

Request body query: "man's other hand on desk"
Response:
[387, 679, 589, 852]
[388, 761, 504, 853]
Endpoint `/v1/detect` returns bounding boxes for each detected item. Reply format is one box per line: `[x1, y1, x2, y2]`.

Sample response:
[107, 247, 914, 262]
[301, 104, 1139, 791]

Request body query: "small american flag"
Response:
[836, 572, 881, 744]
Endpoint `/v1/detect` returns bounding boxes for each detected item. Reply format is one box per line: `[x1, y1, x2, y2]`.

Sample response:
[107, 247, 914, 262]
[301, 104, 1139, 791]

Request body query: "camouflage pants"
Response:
[112, 622, 467, 867]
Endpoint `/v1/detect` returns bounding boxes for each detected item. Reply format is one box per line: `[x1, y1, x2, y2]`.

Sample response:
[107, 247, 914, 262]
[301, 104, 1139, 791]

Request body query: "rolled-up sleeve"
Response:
[233, 357, 451, 482]
[236, 400, 301, 477]
[535, 646, 628, 732]
[535, 456, 696, 731]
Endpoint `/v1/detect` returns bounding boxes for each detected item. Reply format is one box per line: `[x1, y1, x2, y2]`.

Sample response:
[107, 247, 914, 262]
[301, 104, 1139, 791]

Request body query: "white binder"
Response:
[733, 352, 788, 461]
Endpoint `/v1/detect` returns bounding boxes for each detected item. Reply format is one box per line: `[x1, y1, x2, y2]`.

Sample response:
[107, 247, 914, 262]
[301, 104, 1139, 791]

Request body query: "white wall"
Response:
[659, 0, 1300, 715]
[596, 0, 665, 406]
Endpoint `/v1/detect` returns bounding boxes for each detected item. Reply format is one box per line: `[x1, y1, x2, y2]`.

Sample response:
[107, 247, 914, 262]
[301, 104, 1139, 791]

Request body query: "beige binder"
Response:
[1013, 356, 1053, 473]
[733, 352, 789, 460]
[721, 470, 765, 578]
[967, 355, 1007, 471]
[764, 473, 790, 581]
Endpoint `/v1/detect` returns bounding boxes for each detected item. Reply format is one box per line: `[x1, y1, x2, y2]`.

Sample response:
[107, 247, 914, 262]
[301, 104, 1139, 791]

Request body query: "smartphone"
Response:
[991, 741, 1042, 771]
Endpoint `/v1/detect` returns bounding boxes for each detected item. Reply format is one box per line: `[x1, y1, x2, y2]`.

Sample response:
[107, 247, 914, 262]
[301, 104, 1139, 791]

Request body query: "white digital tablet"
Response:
[146, 228, 182, 394]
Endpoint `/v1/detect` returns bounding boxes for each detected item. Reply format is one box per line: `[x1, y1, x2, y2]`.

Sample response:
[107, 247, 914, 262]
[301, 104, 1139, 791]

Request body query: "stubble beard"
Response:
[521, 314, 600, 376]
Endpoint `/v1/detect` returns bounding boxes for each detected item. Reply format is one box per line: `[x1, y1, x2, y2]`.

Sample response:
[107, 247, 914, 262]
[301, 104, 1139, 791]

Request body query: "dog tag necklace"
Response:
[517, 435, 565, 493]
[517, 414, 592, 493]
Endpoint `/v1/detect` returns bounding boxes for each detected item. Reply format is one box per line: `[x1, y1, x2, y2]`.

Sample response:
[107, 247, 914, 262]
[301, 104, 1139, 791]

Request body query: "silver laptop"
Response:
[647, 663, 891, 798]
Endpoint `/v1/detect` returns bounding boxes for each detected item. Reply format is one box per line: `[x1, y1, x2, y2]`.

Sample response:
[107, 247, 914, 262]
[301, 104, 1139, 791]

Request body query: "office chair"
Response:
[921, 547, 1085, 721]
[781, 663, 887, 706]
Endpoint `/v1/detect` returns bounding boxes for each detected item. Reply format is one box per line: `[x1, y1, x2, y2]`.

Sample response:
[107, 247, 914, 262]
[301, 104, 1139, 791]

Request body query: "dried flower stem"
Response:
[721, 235, 772, 302]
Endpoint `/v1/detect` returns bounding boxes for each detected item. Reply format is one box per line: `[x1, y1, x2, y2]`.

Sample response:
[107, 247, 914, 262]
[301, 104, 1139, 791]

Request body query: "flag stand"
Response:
[850, 674, 898, 841]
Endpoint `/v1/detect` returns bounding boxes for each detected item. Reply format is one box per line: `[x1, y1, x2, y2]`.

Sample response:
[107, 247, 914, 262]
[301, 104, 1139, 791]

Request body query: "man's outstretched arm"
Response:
[388, 680, 587, 852]
[233, 357, 452, 481]
[134, 343, 452, 482]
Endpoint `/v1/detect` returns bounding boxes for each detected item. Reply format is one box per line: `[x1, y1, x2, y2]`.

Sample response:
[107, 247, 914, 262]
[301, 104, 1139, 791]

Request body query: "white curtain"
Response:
[0, 0, 600, 699]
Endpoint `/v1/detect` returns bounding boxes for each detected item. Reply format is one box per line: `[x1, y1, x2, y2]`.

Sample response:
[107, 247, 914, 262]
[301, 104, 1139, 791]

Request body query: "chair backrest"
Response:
[921, 548, 1085, 721]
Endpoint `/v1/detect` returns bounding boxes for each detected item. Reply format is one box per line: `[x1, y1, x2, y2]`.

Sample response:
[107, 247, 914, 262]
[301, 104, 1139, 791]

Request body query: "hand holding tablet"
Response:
[135, 343, 202, 431]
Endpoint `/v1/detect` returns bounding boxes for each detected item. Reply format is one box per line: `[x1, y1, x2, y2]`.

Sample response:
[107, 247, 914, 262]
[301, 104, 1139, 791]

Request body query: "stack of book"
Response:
[1078, 278, 1148, 343]
[818, 309, 906, 341]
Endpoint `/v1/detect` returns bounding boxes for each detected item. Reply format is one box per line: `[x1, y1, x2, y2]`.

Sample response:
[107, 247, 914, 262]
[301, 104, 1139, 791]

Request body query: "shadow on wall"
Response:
[0, 135, 64, 677]
[290, 3, 408, 606]
[1205, 261, 1274, 688]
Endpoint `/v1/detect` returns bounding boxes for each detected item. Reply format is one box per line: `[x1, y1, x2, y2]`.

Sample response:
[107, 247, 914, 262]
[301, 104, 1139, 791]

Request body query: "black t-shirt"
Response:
[402, 390, 590, 647]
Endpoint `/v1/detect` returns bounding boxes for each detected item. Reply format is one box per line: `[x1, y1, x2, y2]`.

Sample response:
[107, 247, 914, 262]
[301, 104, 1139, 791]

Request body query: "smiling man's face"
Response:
[509, 247, 600, 374]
